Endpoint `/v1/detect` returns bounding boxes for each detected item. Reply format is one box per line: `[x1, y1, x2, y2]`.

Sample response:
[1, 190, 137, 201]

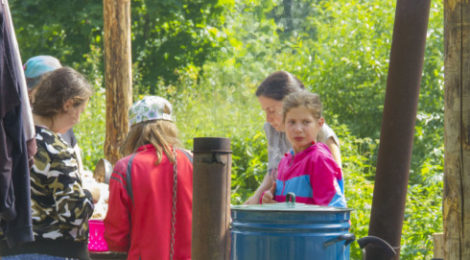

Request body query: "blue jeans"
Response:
[3, 254, 78, 260]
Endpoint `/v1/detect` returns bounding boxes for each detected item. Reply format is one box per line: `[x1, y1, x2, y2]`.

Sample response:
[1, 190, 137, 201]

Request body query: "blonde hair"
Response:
[282, 91, 322, 122]
[120, 120, 182, 164]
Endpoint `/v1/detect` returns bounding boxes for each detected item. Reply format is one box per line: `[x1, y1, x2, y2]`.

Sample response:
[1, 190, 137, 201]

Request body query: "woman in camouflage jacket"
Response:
[1, 67, 96, 260]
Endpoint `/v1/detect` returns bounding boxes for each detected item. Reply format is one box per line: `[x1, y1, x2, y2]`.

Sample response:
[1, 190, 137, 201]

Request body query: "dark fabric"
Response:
[0, 3, 19, 215]
[0, 1, 34, 248]
[0, 113, 18, 221]
[0, 238, 90, 260]
[0, 5, 19, 118]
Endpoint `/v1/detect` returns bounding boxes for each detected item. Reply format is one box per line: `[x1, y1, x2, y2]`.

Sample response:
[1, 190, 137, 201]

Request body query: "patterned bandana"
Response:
[24, 55, 62, 89]
[24, 55, 62, 79]
[129, 96, 173, 127]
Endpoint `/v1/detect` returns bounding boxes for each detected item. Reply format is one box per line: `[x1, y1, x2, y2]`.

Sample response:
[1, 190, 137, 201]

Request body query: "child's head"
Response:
[121, 96, 182, 164]
[256, 71, 305, 131]
[282, 91, 324, 154]
[32, 67, 92, 119]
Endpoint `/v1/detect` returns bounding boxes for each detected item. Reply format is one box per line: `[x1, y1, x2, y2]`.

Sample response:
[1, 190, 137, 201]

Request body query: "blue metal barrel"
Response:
[231, 202, 353, 260]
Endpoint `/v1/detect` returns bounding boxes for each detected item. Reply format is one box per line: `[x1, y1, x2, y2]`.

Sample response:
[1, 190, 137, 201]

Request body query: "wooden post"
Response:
[192, 138, 232, 260]
[433, 233, 444, 259]
[444, 0, 470, 259]
[103, 0, 132, 164]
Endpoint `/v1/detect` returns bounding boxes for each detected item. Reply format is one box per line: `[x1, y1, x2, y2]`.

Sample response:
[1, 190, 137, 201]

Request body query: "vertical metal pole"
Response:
[366, 1, 430, 259]
[192, 137, 231, 260]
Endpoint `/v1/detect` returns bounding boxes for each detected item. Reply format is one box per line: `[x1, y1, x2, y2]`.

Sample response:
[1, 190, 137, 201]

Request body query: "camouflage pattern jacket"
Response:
[0, 126, 95, 259]
[30, 126, 94, 242]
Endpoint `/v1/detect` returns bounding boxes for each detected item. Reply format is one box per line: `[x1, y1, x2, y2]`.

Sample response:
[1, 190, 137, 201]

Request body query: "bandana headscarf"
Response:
[129, 96, 174, 127]
[24, 55, 62, 89]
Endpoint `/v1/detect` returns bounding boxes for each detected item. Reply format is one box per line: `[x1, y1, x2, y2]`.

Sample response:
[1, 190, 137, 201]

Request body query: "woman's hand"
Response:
[244, 195, 259, 205]
[261, 181, 277, 204]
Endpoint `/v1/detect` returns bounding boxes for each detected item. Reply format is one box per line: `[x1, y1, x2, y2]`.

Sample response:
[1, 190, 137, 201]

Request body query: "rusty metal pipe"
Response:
[191, 137, 232, 260]
[366, 1, 431, 259]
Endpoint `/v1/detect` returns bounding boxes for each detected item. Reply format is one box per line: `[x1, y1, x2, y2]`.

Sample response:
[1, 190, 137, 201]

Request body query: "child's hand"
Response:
[261, 181, 277, 204]
[244, 195, 258, 205]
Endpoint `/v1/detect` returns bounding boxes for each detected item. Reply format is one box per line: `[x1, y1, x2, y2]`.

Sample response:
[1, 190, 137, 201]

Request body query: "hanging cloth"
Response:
[0, 0, 34, 248]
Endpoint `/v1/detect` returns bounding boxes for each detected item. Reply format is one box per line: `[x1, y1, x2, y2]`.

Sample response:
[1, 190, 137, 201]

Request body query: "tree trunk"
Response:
[103, 0, 132, 164]
[444, 0, 470, 259]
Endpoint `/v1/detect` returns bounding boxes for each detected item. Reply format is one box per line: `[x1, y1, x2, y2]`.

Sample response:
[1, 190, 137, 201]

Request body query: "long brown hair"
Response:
[32, 67, 92, 118]
[120, 120, 182, 164]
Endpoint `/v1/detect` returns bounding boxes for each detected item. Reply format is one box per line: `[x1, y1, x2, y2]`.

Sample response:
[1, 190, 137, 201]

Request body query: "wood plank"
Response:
[444, 0, 464, 259]
[461, 1, 470, 258]
[433, 232, 444, 259]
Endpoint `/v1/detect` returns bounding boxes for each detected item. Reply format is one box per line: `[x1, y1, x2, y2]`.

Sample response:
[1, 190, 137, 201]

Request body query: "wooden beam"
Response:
[433, 233, 444, 259]
[444, 0, 470, 259]
[103, 0, 132, 164]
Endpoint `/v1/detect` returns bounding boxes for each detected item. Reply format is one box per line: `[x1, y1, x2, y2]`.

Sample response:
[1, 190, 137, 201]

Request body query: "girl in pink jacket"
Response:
[261, 91, 346, 207]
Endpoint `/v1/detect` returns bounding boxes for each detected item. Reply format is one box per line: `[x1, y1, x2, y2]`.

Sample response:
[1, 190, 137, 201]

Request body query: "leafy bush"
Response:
[73, 44, 106, 169]
[11, 0, 231, 87]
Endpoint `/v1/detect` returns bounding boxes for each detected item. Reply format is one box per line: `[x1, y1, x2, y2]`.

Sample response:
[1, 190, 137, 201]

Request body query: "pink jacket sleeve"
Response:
[310, 153, 340, 206]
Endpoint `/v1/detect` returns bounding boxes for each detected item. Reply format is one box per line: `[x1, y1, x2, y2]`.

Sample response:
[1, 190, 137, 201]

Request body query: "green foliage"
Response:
[401, 180, 443, 259]
[10, 0, 102, 64]
[10, 0, 229, 88]
[132, 0, 232, 92]
[73, 44, 106, 171]
[299, 0, 395, 138]
[166, 62, 269, 204]
[340, 133, 377, 260]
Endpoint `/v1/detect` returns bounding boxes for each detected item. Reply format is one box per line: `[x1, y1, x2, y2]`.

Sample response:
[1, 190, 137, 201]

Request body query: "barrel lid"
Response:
[231, 203, 353, 212]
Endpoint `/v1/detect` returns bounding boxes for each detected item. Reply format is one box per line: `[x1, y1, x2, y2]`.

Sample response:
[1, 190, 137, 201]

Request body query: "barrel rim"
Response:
[231, 204, 353, 212]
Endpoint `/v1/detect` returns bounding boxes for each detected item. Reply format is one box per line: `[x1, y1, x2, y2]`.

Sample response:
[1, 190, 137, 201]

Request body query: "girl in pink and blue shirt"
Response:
[261, 91, 346, 207]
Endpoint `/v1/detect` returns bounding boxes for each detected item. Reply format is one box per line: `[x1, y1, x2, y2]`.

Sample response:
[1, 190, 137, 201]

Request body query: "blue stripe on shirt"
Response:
[328, 192, 347, 208]
[276, 175, 313, 198]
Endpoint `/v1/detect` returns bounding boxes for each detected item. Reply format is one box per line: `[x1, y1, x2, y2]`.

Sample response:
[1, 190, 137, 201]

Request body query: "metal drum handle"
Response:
[357, 235, 396, 259]
[323, 233, 356, 248]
